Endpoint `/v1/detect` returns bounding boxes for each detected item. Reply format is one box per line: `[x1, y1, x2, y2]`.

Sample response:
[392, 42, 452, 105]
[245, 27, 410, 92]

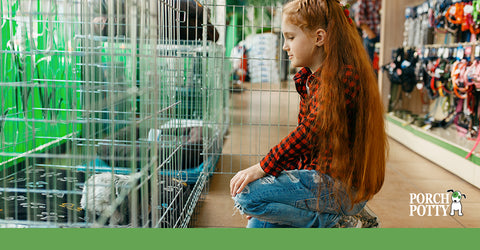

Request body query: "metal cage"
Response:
[1, 0, 228, 228]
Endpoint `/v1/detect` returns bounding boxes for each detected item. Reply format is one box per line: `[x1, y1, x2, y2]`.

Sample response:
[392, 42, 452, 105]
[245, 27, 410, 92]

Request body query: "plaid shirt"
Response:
[259, 66, 360, 177]
[355, 0, 382, 37]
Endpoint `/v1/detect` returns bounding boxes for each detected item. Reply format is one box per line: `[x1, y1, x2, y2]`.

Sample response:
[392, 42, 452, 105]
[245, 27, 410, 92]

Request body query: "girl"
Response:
[230, 0, 388, 228]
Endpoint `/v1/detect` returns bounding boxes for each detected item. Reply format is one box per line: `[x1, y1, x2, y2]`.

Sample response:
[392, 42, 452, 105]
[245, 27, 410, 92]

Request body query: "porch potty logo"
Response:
[409, 190, 467, 216]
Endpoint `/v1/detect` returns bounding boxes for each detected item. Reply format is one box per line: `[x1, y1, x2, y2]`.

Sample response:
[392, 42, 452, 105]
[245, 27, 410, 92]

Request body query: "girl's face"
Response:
[282, 17, 324, 71]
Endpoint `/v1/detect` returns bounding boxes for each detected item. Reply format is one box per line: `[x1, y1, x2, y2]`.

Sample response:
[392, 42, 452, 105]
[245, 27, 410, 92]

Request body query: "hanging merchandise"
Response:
[402, 0, 480, 45]
[401, 48, 419, 93]
[386, 0, 480, 159]
[404, 6, 416, 47]
[404, 2, 434, 48]
[433, 0, 450, 35]
[383, 47, 422, 93]
[423, 55, 439, 100]
[451, 48, 468, 99]
[384, 47, 405, 86]
[385, 44, 480, 133]
[430, 58, 453, 98]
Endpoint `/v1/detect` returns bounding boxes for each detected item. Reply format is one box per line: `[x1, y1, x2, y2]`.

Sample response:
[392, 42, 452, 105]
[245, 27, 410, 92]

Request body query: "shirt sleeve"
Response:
[259, 98, 318, 177]
[355, 0, 367, 26]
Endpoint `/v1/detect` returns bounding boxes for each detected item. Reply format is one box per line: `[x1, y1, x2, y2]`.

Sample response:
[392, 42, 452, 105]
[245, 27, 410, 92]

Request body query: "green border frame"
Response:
[1, 228, 479, 249]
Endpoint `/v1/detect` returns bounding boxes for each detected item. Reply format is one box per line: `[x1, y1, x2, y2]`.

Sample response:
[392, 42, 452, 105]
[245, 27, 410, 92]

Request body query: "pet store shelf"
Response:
[386, 113, 480, 189]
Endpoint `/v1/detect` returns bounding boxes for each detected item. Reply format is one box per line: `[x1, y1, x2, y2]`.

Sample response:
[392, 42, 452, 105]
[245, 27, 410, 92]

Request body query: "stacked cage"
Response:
[0, 0, 227, 228]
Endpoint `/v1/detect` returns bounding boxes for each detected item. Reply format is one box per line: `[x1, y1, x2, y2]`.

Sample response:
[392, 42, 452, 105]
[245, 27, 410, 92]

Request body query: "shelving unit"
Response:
[387, 113, 480, 188]
[379, 0, 480, 188]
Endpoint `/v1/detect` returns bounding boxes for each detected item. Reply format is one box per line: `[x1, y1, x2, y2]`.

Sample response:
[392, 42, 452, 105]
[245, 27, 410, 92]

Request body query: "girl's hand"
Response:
[230, 163, 266, 197]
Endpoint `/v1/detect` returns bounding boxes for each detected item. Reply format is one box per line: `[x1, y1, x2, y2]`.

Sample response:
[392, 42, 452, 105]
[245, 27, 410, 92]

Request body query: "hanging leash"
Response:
[466, 133, 480, 159]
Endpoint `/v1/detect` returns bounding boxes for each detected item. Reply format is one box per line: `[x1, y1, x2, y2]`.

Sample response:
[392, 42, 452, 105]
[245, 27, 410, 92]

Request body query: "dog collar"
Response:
[452, 59, 468, 99]
[429, 58, 442, 97]
[463, 60, 480, 90]
[446, 2, 465, 25]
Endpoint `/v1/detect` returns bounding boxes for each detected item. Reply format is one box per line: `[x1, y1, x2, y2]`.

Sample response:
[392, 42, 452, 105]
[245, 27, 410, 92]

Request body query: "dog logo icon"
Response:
[447, 190, 466, 216]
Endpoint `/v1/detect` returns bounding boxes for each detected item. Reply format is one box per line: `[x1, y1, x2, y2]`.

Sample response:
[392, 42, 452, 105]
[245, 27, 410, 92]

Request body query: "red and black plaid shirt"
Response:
[259, 66, 360, 177]
[355, 0, 382, 37]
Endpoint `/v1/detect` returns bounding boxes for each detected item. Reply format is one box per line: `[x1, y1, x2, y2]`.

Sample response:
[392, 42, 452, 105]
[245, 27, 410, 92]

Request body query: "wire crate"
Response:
[1, 0, 228, 228]
[0, 0, 83, 171]
[210, 2, 288, 177]
[139, 40, 226, 180]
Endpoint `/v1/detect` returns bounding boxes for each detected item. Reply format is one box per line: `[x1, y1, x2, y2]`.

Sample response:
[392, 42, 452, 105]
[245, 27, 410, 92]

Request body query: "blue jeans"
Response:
[363, 36, 379, 62]
[233, 170, 366, 228]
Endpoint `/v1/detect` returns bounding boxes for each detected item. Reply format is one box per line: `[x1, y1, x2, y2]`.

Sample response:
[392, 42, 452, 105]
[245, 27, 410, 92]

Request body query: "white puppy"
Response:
[80, 172, 141, 225]
[447, 189, 466, 216]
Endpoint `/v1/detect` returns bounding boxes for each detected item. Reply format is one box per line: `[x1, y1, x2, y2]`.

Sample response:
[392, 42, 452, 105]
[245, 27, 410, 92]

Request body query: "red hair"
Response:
[283, 0, 388, 205]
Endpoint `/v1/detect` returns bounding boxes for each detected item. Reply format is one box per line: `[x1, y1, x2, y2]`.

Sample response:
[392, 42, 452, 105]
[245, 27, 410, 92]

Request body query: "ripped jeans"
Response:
[232, 170, 366, 228]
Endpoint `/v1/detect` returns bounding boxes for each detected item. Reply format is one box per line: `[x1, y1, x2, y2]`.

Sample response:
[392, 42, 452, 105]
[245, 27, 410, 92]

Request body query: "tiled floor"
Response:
[194, 82, 480, 228]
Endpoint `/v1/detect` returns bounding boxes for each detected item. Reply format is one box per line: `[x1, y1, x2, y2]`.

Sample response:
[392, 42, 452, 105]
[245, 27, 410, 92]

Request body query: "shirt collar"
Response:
[293, 67, 312, 85]
[294, 67, 321, 97]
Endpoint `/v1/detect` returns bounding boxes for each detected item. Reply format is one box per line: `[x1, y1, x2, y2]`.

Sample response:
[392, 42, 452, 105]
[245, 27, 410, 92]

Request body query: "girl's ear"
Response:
[314, 28, 327, 47]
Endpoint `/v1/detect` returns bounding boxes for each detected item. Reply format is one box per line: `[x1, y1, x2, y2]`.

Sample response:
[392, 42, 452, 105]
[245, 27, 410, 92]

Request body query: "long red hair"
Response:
[283, 0, 388, 204]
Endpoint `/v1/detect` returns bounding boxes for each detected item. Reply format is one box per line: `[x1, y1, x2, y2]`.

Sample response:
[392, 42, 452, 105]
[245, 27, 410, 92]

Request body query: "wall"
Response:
[379, 0, 425, 110]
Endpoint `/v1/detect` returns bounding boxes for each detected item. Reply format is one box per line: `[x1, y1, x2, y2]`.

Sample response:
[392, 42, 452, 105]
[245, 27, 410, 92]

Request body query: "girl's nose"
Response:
[282, 43, 288, 51]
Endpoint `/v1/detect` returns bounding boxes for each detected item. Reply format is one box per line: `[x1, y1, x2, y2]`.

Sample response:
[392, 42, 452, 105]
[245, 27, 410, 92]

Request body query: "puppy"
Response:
[447, 189, 466, 216]
[80, 172, 142, 226]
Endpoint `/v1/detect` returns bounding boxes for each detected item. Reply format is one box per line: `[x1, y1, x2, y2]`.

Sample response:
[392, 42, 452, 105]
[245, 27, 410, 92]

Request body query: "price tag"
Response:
[438, 48, 444, 57]
[422, 3, 429, 14]
[457, 46, 465, 59]
[443, 48, 450, 59]
[475, 46, 480, 58]
[465, 46, 472, 57]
